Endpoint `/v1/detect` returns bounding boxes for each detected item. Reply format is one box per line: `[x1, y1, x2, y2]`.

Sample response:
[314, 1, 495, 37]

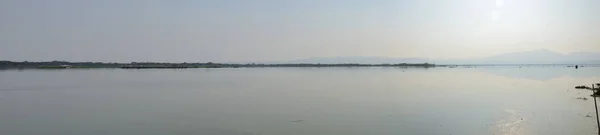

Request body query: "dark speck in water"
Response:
[292, 120, 303, 123]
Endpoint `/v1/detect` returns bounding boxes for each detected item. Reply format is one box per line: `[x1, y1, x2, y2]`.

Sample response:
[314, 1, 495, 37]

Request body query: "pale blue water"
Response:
[0, 67, 599, 135]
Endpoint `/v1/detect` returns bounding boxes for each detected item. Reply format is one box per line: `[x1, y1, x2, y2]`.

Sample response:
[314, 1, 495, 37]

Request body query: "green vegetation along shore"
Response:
[0, 61, 436, 69]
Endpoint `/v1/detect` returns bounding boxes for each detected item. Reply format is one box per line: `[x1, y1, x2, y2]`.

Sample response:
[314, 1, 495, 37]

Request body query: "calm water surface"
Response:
[1, 67, 599, 135]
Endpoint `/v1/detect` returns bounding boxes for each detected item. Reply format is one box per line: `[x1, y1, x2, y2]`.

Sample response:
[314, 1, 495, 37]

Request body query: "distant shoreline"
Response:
[0, 61, 436, 69]
[2, 61, 599, 69]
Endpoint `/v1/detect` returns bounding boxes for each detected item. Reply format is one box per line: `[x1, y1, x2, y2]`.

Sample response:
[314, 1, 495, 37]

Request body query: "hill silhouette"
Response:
[288, 49, 600, 65]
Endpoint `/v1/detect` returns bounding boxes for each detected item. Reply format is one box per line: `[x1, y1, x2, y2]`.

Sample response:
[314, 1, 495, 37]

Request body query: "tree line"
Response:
[0, 61, 435, 69]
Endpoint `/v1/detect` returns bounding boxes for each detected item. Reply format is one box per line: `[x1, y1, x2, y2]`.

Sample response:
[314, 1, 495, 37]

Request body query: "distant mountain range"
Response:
[287, 56, 428, 64]
[287, 49, 600, 65]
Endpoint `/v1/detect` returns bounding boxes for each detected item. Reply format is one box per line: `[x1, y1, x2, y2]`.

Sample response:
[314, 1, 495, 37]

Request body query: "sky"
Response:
[1, 0, 599, 62]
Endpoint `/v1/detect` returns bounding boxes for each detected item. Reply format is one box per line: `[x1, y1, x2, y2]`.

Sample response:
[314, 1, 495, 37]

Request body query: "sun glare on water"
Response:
[492, 11, 501, 21]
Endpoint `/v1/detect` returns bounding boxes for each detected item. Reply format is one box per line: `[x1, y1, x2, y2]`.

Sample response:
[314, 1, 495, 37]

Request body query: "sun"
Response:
[496, 0, 504, 7]
[492, 0, 504, 21]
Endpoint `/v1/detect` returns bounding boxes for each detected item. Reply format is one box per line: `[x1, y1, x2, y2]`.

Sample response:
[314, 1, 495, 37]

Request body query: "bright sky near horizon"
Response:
[1, 0, 599, 62]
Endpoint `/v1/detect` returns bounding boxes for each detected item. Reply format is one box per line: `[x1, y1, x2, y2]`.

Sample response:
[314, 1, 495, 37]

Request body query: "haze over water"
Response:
[1, 67, 599, 135]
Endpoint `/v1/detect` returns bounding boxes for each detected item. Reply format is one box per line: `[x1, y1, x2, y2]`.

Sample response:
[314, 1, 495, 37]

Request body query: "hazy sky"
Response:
[1, 0, 599, 62]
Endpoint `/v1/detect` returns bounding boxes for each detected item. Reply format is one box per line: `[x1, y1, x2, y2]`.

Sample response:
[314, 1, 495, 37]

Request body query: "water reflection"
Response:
[0, 67, 599, 135]
[491, 110, 526, 135]
[470, 66, 600, 81]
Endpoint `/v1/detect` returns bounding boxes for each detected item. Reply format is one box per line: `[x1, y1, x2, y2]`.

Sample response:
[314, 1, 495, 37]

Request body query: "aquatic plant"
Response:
[576, 85, 600, 97]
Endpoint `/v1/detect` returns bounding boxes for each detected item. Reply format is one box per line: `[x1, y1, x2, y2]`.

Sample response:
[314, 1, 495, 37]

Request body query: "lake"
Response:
[1, 66, 599, 135]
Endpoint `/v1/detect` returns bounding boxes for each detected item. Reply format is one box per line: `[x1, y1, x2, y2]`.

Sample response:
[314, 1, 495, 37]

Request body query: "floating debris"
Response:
[577, 97, 589, 100]
[292, 120, 303, 123]
[586, 115, 593, 118]
[575, 86, 590, 89]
